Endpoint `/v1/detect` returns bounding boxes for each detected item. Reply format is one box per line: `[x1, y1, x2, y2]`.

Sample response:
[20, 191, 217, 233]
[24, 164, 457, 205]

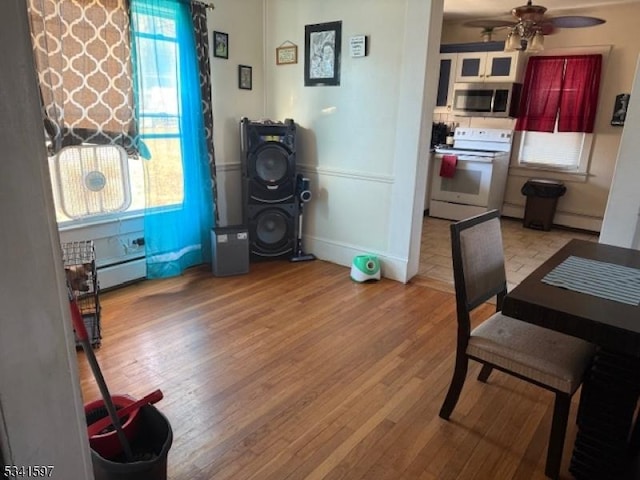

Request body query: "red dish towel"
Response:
[439, 155, 458, 178]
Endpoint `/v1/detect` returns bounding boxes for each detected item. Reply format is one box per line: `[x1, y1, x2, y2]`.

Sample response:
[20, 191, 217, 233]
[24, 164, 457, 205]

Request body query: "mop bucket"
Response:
[85, 395, 141, 460]
[90, 404, 173, 480]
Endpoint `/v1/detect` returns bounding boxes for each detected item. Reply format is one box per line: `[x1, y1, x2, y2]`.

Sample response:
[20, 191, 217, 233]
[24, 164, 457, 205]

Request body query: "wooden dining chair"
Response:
[439, 209, 596, 480]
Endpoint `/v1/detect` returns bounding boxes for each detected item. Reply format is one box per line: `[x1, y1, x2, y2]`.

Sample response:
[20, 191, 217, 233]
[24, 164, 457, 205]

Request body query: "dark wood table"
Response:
[502, 239, 640, 479]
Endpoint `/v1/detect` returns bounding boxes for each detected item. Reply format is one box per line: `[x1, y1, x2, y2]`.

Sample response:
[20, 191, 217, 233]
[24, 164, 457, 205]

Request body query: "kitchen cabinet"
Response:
[434, 53, 458, 113]
[434, 43, 527, 115]
[455, 51, 524, 83]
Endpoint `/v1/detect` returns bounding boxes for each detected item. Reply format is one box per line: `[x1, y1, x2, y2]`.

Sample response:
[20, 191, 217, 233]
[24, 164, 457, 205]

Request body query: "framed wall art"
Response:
[304, 21, 342, 87]
[611, 93, 630, 126]
[349, 35, 368, 58]
[276, 42, 298, 65]
[213, 31, 228, 59]
[238, 65, 252, 90]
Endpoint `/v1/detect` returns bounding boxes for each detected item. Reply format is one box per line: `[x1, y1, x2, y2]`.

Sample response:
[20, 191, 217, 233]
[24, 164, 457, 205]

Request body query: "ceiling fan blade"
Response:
[550, 16, 606, 28]
[539, 21, 556, 35]
[462, 19, 517, 29]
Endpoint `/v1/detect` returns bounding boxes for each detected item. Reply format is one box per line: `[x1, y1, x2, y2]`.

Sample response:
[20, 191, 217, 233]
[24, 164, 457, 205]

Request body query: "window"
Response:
[132, 4, 185, 212]
[516, 125, 593, 173]
[31, 0, 186, 225]
[514, 53, 602, 174]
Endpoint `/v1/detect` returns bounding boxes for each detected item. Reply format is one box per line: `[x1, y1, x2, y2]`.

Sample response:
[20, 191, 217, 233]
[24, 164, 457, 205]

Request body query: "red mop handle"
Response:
[69, 290, 133, 460]
[69, 296, 89, 341]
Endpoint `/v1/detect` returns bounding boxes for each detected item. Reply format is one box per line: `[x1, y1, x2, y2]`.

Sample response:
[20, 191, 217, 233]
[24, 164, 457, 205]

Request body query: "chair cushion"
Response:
[466, 312, 596, 394]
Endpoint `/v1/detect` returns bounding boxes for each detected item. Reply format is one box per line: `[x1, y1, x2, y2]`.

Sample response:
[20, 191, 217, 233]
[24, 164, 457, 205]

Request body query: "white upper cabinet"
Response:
[455, 51, 524, 83]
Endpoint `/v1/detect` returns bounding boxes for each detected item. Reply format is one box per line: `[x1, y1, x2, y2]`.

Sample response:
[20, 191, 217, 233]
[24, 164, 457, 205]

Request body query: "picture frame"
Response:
[276, 44, 298, 65]
[213, 31, 228, 59]
[349, 35, 368, 58]
[238, 65, 252, 90]
[611, 93, 630, 126]
[304, 21, 342, 87]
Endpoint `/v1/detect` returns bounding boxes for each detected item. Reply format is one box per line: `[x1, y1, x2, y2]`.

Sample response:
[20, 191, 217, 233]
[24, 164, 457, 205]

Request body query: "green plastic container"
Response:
[350, 255, 381, 282]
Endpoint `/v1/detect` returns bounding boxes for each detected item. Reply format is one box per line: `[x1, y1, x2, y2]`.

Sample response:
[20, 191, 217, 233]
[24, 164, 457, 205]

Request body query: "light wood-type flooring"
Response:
[79, 257, 587, 479]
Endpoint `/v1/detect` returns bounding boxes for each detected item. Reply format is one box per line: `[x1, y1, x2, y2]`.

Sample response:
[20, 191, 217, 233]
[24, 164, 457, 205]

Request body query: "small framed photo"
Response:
[276, 44, 298, 65]
[349, 35, 368, 58]
[213, 31, 228, 59]
[305, 21, 342, 87]
[611, 93, 630, 126]
[238, 65, 252, 90]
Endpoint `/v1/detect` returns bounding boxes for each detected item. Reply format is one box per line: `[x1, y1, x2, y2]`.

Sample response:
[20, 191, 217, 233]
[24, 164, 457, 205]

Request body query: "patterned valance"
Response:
[28, 0, 140, 156]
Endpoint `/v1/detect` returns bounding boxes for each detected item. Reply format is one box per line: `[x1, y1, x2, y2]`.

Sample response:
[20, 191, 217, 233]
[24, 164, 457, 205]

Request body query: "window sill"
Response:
[58, 211, 145, 232]
[508, 166, 589, 183]
[57, 202, 183, 233]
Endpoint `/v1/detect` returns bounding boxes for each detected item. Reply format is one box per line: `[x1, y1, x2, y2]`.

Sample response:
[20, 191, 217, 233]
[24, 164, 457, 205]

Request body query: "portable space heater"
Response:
[62, 240, 101, 347]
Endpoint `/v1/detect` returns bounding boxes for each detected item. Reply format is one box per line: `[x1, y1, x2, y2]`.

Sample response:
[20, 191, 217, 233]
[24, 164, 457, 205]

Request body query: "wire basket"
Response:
[62, 240, 101, 347]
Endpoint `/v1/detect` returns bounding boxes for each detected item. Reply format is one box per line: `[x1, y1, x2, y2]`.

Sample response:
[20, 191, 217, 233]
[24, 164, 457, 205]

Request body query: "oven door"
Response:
[431, 154, 493, 207]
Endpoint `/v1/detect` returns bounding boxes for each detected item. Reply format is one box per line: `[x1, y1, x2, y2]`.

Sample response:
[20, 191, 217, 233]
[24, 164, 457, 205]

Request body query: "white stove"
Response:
[429, 127, 513, 221]
[452, 127, 513, 151]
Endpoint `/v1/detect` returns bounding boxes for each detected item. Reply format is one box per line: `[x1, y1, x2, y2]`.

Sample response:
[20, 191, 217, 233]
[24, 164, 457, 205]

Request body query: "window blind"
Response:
[520, 130, 584, 169]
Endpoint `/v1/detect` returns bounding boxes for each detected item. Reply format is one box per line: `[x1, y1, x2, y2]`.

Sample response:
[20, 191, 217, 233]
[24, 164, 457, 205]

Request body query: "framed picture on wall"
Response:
[238, 65, 252, 90]
[213, 31, 228, 59]
[276, 44, 298, 65]
[304, 21, 342, 87]
[611, 93, 630, 126]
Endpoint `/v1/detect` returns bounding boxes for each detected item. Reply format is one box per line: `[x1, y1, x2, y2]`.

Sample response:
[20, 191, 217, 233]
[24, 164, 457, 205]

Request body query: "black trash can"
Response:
[521, 179, 566, 231]
[91, 405, 173, 480]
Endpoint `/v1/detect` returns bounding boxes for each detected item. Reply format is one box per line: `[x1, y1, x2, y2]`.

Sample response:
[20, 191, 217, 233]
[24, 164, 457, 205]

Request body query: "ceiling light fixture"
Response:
[505, 0, 547, 52]
[464, 4, 605, 54]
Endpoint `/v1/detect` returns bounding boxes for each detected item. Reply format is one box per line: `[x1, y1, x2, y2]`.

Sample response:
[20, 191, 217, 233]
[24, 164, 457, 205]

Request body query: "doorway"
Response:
[417, 215, 599, 290]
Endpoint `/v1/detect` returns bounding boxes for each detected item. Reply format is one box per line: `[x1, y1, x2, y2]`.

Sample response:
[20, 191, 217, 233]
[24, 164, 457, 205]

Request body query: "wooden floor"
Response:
[79, 260, 581, 479]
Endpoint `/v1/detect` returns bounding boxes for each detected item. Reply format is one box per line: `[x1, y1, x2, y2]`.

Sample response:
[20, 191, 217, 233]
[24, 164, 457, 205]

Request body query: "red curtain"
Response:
[515, 54, 602, 133]
[558, 55, 602, 133]
[515, 57, 565, 133]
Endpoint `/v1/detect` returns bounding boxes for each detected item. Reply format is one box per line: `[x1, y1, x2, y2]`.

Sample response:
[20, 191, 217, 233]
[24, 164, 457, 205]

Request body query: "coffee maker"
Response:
[431, 122, 449, 148]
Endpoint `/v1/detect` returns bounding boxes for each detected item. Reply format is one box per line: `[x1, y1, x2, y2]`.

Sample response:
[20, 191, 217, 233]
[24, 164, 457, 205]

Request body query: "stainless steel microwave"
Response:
[451, 82, 521, 118]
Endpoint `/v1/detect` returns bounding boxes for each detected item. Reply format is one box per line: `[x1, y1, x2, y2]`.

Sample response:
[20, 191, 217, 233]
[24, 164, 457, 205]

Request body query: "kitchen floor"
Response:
[418, 215, 600, 291]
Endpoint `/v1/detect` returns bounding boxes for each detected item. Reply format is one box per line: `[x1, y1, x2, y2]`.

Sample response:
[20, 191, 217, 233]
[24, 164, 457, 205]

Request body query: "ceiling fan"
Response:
[463, 1, 606, 51]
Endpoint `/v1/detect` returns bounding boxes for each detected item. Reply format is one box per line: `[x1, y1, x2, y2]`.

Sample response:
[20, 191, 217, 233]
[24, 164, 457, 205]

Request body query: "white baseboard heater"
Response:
[97, 257, 146, 290]
[59, 217, 147, 290]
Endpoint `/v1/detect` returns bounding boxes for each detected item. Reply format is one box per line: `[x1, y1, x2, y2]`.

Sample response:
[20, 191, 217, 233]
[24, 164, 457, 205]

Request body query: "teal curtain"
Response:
[131, 0, 213, 278]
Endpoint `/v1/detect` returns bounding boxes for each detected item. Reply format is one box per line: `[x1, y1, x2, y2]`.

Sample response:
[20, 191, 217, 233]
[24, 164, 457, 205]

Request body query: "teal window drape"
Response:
[131, 0, 213, 278]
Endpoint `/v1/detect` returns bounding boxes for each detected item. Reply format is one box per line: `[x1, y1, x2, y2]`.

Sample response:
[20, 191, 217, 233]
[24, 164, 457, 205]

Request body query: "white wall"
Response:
[0, 1, 93, 477]
[600, 56, 640, 248]
[209, 0, 265, 226]
[264, 0, 404, 262]
[260, 0, 442, 281]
